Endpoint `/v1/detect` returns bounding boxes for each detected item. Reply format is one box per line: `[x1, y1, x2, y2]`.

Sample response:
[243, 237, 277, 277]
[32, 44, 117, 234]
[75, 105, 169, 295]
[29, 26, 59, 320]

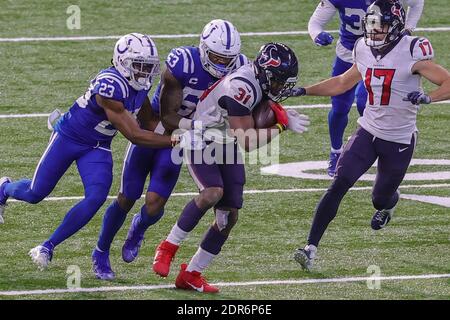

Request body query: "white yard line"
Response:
[1, 101, 449, 119]
[1, 27, 449, 42]
[0, 273, 448, 296]
[6, 183, 450, 203]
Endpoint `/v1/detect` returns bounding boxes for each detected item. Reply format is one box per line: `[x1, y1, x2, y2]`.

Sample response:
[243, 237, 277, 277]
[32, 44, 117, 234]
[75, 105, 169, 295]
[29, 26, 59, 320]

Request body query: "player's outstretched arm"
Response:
[407, 60, 450, 104]
[305, 64, 362, 97]
[96, 95, 173, 148]
[159, 68, 184, 132]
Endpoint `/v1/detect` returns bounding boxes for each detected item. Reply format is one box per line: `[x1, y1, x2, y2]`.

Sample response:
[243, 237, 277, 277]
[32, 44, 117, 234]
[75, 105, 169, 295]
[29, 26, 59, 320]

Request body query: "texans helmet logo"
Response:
[391, 5, 402, 18]
[258, 44, 281, 68]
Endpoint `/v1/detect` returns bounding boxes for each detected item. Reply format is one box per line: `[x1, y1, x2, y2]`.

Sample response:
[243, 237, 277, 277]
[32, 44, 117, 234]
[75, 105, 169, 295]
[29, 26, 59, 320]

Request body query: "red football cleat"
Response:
[152, 240, 179, 277]
[175, 263, 219, 293]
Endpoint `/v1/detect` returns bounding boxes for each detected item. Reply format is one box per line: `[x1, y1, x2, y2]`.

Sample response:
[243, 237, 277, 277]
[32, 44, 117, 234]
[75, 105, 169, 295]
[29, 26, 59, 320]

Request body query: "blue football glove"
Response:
[290, 87, 307, 97]
[281, 87, 306, 99]
[402, 91, 432, 105]
[314, 32, 334, 46]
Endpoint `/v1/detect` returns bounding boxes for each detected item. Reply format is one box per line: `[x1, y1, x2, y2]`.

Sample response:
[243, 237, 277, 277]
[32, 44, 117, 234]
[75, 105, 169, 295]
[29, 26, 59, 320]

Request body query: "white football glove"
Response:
[286, 109, 310, 133]
[178, 130, 205, 150]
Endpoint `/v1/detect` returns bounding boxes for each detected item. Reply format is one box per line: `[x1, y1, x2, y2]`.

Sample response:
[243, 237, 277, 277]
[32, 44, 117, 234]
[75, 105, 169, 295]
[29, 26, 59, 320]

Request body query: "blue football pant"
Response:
[5, 132, 113, 247]
[120, 143, 181, 201]
[96, 143, 181, 252]
[328, 56, 368, 151]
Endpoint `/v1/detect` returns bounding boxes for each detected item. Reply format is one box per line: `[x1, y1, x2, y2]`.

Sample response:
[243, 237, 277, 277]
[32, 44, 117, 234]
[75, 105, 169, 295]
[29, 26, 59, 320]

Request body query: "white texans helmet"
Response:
[199, 19, 241, 78]
[112, 33, 160, 91]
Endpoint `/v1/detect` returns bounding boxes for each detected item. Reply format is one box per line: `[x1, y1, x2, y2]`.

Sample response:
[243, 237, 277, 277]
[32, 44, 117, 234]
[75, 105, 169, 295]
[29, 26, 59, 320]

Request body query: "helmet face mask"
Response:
[126, 57, 160, 90]
[199, 19, 241, 78]
[113, 33, 160, 91]
[255, 43, 299, 103]
[363, 0, 406, 49]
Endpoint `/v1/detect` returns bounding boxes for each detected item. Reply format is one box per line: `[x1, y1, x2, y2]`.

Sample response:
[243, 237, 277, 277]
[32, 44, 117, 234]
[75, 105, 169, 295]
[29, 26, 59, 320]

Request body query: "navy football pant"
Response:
[5, 132, 112, 247]
[329, 56, 368, 151]
[307, 127, 416, 247]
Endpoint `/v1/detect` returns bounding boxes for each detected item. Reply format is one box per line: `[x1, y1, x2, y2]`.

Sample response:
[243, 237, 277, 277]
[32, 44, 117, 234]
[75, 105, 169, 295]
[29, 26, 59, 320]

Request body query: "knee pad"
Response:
[331, 95, 354, 116]
[215, 209, 230, 231]
[215, 209, 238, 231]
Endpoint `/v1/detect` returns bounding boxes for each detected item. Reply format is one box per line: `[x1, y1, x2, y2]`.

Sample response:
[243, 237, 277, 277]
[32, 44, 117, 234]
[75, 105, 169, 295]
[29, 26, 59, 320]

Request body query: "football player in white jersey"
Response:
[288, 0, 450, 270]
[308, 0, 423, 176]
[152, 43, 310, 292]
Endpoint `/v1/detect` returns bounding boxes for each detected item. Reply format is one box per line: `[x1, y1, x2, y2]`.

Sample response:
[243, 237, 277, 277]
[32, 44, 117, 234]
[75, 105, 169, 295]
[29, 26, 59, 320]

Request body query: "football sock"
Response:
[199, 226, 228, 255]
[328, 109, 349, 151]
[186, 247, 216, 273]
[177, 199, 208, 232]
[97, 200, 128, 252]
[308, 178, 352, 247]
[136, 205, 164, 233]
[48, 186, 108, 247]
[167, 224, 189, 246]
[4, 179, 46, 204]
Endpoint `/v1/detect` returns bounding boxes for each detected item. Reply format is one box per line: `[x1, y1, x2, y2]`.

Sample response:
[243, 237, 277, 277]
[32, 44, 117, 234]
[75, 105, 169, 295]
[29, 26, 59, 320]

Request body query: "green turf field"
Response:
[0, 0, 449, 300]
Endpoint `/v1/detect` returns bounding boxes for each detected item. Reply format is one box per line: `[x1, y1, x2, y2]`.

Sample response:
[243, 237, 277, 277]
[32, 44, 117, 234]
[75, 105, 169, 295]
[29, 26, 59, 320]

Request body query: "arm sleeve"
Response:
[403, 0, 424, 30]
[308, 0, 337, 41]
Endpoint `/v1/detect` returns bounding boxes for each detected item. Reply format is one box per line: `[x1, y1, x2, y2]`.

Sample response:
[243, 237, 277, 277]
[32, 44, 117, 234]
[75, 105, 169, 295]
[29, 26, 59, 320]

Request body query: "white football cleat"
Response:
[29, 245, 53, 271]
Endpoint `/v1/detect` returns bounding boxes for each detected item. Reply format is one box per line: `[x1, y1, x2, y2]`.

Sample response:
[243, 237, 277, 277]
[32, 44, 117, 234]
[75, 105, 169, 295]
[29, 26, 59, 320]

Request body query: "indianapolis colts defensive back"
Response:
[0, 33, 171, 271]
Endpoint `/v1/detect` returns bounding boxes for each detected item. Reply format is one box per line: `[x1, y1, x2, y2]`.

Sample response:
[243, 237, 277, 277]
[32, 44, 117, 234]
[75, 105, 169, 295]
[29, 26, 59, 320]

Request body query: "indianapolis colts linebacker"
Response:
[0, 33, 173, 270]
[308, 0, 423, 176]
[92, 19, 249, 280]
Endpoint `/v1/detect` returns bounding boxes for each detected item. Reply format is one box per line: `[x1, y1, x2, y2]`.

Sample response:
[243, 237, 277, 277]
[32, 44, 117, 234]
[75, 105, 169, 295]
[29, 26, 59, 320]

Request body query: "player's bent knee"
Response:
[144, 192, 167, 216]
[329, 176, 353, 195]
[117, 193, 135, 213]
[198, 187, 224, 208]
[27, 192, 46, 204]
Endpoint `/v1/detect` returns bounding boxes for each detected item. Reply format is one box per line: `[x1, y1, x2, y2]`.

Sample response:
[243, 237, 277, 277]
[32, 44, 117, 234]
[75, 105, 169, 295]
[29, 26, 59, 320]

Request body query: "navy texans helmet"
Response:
[254, 42, 298, 102]
[363, 0, 406, 49]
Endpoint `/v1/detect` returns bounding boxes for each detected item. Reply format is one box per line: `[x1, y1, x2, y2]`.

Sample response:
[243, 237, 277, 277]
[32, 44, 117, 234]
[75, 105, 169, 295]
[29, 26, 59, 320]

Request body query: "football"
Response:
[252, 99, 277, 128]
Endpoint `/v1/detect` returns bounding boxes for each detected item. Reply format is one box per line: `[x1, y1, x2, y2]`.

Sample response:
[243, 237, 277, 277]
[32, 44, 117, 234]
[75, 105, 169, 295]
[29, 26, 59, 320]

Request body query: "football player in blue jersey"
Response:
[0, 33, 175, 271]
[308, 0, 423, 176]
[92, 19, 249, 280]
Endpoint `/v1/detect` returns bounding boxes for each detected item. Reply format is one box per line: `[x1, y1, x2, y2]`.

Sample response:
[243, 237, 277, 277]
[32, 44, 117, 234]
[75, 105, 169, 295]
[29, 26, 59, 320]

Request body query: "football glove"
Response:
[402, 91, 432, 105]
[281, 87, 306, 99]
[314, 32, 334, 46]
[286, 109, 310, 134]
[179, 106, 223, 130]
[173, 130, 205, 150]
